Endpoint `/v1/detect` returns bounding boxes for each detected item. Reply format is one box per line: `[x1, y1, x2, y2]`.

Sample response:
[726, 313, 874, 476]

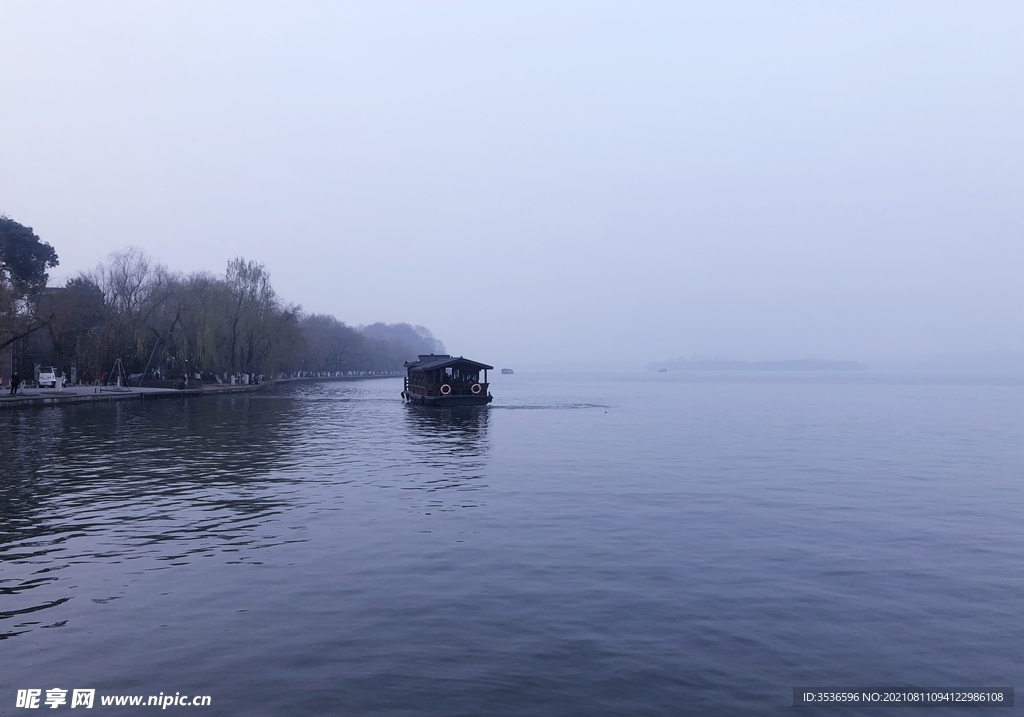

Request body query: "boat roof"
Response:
[405, 354, 494, 371]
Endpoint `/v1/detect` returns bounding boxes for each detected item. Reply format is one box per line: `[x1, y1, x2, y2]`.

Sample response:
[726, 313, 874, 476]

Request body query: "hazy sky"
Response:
[1, 2, 1021, 368]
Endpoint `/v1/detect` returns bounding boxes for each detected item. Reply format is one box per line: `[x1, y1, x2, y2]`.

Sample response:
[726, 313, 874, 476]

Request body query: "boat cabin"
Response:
[402, 354, 493, 406]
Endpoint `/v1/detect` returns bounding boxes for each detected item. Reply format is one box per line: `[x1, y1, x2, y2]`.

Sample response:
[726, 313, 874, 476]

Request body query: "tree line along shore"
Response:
[1, 215, 443, 388]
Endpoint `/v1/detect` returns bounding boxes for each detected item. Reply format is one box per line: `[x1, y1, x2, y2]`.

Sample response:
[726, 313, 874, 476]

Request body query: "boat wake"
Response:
[491, 402, 609, 410]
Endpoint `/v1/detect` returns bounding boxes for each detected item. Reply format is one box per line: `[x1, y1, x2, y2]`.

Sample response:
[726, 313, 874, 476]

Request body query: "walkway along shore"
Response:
[0, 374, 399, 410]
[0, 383, 263, 410]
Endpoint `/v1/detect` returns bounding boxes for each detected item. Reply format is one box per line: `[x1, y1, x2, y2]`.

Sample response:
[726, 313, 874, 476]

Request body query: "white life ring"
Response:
[440, 384, 451, 395]
[471, 383, 482, 394]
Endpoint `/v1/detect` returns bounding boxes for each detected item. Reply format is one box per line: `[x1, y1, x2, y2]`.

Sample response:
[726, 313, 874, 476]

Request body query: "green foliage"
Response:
[0, 215, 58, 293]
[0, 215, 60, 358]
[40, 278, 105, 365]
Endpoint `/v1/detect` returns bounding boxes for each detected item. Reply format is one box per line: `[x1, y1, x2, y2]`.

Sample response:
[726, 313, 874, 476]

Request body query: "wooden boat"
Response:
[501, 368, 514, 374]
[402, 354, 493, 406]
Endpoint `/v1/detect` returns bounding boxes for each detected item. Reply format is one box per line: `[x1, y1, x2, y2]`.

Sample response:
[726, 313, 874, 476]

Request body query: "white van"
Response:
[38, 366, 62, 388]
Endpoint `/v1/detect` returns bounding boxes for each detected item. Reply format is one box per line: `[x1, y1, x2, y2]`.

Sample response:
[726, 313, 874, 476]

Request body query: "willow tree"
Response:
[224, 258, 297, 374]
[89, 248, 174, 372]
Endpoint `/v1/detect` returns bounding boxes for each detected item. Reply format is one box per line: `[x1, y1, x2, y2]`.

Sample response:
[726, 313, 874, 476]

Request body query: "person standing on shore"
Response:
[10, 370, 21, 396]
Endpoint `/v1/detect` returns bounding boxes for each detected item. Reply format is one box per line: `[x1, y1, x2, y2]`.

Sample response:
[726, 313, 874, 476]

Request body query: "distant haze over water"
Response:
[648, 359, 866, 372]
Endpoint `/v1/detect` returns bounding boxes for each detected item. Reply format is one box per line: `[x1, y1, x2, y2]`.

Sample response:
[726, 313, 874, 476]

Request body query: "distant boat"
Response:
[658, 368, 667, 373]
[401, 354, 494, 406]
[501, 368, 514, 375]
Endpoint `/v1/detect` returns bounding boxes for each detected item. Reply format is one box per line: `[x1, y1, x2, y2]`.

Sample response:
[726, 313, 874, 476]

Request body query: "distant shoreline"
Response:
[647, 359, 866, 372]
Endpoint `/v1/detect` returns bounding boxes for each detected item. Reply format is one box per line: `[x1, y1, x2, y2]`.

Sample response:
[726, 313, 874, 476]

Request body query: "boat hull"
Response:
[402, 391, 492, 407]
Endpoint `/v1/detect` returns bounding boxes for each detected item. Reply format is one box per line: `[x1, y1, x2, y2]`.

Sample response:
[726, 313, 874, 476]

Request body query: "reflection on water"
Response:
[3, 374, 1024, 716]
[402, 405, 490, 506]
[0, 381, 494, 641]
[404, 404, 490, 461]
[0, 394, 311, 640]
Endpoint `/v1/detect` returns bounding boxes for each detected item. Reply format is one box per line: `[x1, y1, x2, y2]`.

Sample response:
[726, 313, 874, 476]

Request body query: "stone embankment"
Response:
[0, 373, 403, 410]
[0, 383, 262, 410]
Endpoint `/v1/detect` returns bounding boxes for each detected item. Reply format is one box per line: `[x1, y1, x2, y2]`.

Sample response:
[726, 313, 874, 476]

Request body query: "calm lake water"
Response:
[2, 373, 1023, 715]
